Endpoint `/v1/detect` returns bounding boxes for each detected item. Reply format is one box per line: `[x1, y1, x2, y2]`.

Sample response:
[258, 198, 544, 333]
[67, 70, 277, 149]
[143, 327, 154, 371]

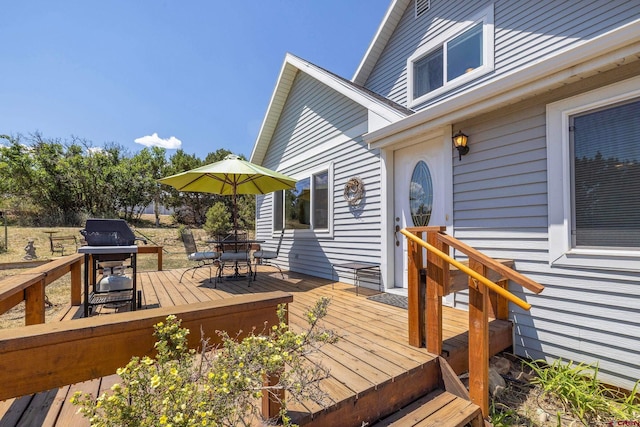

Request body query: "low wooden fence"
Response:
[0, 246, 164, 326]
[0, 253, 84, 325]
[0, 291, 292, 419]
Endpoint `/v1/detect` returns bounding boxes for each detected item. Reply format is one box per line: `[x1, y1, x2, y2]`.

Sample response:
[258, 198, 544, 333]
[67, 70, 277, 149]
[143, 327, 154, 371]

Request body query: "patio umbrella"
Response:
[158, 154, 296, 236]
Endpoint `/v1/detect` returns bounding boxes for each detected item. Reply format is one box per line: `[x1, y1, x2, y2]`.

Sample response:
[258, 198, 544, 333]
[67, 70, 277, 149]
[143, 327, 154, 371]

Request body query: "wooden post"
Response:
[468, 257, 489, 417]
[262, 303, 287, 419]
[137, 245, 164, 271]
[425, 230, 444, 356]
[157, 247, 163, 271]
[262, 371, 284, 421]
[24, 279, 45, 325]
[488, 278, 509, 320]
[407, 230, 424, 347]
[70, 257, 82, 306]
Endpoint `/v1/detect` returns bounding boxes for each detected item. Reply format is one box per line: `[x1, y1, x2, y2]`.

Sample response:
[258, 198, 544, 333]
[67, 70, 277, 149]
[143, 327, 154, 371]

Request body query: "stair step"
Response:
[371, 389, 482, 427]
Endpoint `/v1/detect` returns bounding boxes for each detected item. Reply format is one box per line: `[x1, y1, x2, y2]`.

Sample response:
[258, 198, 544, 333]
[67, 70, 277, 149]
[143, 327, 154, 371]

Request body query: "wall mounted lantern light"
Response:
[452, 130, 469, 161]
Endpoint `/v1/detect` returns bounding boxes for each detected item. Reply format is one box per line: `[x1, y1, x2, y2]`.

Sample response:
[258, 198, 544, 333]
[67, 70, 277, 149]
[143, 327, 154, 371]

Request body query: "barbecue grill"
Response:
[78, 219, 145, 316]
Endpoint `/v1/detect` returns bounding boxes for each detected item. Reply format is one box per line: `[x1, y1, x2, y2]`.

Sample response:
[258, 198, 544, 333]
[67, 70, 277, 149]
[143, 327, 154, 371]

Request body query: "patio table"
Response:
[332, 262, 381, 295]
[207, 239, 264, 281]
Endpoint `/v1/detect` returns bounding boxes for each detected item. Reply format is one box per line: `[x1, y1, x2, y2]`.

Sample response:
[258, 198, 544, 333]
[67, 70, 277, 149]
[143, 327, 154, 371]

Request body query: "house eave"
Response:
[251, 53, 410, 165]
[365, 19, 640, 150]
[353, 0, 411, 86]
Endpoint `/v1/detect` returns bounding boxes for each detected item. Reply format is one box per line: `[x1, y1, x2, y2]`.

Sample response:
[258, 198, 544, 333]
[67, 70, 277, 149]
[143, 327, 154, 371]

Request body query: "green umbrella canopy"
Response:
[158, 154, 296, 195]
[158, 154, 296, 234]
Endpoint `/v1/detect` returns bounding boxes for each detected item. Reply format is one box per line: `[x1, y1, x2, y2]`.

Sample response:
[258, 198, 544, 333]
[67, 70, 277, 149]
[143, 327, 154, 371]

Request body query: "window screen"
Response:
[571, 98, 640, 248]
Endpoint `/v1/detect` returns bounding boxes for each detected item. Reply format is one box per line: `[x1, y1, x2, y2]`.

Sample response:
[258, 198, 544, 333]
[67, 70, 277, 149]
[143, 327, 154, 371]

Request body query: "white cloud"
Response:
[134, 133, 182, 149]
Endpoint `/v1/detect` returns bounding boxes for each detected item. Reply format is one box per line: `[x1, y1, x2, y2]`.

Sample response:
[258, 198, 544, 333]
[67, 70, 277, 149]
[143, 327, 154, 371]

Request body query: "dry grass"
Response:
[0, 216, 216, 329]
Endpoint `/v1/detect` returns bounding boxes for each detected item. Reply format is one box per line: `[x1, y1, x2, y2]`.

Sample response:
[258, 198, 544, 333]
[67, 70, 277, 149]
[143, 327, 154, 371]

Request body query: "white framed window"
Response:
[407, 4, 494, 107]
[273, 164, 333, 236]
[546, 76, 640, 272]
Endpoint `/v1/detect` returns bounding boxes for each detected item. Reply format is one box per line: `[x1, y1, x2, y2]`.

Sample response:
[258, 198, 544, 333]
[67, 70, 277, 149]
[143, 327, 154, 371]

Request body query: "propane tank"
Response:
[98, 262, 132, 292]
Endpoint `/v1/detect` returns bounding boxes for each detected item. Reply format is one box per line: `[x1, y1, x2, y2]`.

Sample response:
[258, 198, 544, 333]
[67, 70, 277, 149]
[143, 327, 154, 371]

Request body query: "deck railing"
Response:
[0, 246, 164, 326]
[0, 253, 84, 325]
[0, 291, 292, 421]
[400, 226, 544, 418]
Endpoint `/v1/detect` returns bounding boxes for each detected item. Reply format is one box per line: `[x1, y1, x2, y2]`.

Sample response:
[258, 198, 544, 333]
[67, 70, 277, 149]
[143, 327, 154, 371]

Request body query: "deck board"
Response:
[0, 267, 511, 426]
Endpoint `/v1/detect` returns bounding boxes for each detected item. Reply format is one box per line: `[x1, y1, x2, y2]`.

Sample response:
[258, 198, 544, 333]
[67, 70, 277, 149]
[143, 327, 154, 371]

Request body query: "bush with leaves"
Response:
[525, 358, 640, 425]
[71, 297, 336, 427]
[204, 201, 232, 238]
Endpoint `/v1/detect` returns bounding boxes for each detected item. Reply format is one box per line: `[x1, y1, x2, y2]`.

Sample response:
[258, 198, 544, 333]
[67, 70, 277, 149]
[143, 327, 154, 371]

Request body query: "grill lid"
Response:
[80, 219, 141, 246]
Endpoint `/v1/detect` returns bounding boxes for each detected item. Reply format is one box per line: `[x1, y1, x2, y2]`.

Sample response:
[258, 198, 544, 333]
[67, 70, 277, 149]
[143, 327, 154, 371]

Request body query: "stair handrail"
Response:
[400, 229, 531, 310]
[435, 232, 544, 295]
[400, 226, 545, 420]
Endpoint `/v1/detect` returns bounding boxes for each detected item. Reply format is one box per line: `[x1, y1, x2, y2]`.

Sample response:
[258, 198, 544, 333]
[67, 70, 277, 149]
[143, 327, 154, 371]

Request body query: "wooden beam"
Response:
[489, 278, 510, 320]
[447, 259, 513, 294]
[262, 300, 287, 420]
[24, 279, 45, 326]
[425, 230, 444, 356]
[70, 259, 82, 306]
[467, 258, 490, 418]
[407, 230, 424, 347]
[0, 291, 292, 401]
[28, 253, 84, 286]
[0, 273, 46, 315]
[137, 245, 163, 271]
[437, 233, 544, 294]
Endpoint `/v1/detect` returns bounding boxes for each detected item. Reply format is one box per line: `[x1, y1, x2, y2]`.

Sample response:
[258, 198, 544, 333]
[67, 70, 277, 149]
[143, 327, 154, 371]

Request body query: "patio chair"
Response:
[217, 231, 253, 285]
[253, 228, 285, 279]
[179, 228, 220, 284]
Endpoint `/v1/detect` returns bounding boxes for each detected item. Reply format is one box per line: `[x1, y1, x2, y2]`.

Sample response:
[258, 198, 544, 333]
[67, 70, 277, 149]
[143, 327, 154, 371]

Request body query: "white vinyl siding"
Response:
[363, 0, 640, 111]
[256, 71, 383, 284]
[450, 66, 640, 390]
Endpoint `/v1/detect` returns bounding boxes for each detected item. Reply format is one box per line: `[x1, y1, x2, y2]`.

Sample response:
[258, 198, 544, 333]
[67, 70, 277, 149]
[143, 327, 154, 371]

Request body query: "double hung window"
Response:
[571, 99, 640, 248]
[547, 76, 640, 271]
[273, 169, 330, 232]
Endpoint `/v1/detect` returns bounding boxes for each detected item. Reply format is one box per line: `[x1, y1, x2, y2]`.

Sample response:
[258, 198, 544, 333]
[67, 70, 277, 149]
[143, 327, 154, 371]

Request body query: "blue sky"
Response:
[1, 0, 390, 160]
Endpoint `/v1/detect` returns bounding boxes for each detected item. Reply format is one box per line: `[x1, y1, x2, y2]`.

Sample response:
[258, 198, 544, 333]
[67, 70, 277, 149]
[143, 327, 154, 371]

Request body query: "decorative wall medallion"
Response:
[343, 177, 365, 206]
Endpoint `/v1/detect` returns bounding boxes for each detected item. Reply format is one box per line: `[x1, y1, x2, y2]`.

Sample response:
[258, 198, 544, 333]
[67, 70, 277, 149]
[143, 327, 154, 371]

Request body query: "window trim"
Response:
[546, 75, 640, 272]
[407, 4, 494, 107]
[272, 163, 334, 238]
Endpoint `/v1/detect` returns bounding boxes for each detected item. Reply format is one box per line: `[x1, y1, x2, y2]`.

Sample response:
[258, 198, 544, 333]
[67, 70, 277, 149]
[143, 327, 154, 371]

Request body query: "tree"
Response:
[204, 201, 232, 237]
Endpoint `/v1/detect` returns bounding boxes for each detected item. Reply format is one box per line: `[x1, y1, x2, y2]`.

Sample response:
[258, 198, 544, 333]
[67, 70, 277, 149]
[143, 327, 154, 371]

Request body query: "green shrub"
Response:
[525, 358, 640, 425]
[204, 202, 231, 237]
[71, 298, 336, 427]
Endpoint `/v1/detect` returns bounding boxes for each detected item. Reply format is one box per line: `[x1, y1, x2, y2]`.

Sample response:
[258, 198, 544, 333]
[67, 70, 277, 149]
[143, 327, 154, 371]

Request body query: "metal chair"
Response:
[179, 228, 220, 284]
[253, 228, 285, 279]
[217, 232, 252, 285]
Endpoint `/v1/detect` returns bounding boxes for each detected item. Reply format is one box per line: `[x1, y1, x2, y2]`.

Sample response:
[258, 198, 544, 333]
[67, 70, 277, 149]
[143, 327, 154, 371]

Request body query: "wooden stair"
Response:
[371, 389, 483, 427]
[366, 356, 486, 427]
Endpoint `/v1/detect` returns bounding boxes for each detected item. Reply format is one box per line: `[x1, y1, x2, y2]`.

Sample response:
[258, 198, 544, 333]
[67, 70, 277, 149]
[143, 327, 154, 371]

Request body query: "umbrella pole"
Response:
[233, 189, 237, 238]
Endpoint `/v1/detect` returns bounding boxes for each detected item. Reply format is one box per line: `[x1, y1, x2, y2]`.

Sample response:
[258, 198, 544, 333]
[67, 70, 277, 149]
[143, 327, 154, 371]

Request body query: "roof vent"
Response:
[415, 0, 430, 17]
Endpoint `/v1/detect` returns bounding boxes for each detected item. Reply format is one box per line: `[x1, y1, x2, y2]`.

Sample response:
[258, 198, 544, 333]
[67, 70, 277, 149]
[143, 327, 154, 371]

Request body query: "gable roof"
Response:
[352, 0, 410, 86]
[250, 53, 412, 165]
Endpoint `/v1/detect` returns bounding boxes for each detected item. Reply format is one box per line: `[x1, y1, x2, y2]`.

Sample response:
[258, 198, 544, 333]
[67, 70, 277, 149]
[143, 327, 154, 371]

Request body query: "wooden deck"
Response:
[0, 267, 512, 426]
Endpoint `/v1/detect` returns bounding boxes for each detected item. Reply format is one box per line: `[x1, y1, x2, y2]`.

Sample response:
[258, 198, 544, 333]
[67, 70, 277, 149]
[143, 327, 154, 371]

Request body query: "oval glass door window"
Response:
[410, 161, 433, 226]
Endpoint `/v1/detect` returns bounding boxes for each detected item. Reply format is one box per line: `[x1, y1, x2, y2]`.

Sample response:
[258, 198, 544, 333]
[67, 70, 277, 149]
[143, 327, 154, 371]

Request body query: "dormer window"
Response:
[408, 5, 494, 107]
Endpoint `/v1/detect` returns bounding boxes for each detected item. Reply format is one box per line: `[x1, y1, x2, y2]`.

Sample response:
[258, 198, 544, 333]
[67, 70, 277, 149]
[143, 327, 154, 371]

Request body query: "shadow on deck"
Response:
[0, 267, 512, 426]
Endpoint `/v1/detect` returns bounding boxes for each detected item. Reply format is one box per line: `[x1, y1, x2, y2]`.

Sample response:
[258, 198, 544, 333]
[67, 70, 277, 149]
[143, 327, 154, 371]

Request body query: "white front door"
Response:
[393, 137, 449, 289]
